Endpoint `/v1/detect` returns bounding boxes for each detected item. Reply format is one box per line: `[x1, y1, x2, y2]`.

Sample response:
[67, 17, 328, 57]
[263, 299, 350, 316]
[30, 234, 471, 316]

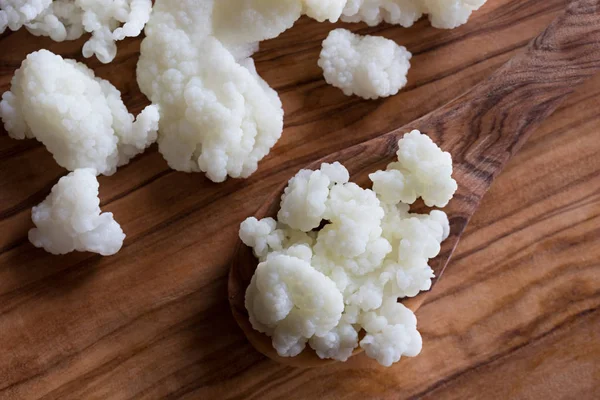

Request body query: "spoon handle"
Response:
[409, 0, 600, 202]
[396, 0, 600, 290]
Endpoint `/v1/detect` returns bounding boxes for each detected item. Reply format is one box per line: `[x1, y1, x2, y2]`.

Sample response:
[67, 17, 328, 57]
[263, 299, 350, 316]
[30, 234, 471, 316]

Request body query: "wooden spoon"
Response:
[229, 0, 600, 367]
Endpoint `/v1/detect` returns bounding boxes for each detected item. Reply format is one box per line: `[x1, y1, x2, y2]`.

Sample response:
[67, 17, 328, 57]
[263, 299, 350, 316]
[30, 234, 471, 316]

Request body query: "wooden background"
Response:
[0, 0, 599, 398]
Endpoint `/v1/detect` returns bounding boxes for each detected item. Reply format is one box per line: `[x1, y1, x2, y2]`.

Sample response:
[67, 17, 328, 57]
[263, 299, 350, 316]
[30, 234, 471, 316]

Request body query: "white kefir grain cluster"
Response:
[1, 0, 152, 63]
[29, 168, 126, 255]
[1, 50, 159, 176]
[319, 28, 412, 99]
[241, 130, 457, 366]
[341, 0, 488, 29]
[136, 0, 354, 183]
[319, 0, 488, 98]
[0, 50, 158, 256]
[136, 0, 286, 183]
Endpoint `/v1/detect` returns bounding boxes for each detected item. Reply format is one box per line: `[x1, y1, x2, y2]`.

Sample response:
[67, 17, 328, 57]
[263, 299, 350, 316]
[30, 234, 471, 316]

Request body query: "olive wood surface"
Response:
[0, 0, 598, 399]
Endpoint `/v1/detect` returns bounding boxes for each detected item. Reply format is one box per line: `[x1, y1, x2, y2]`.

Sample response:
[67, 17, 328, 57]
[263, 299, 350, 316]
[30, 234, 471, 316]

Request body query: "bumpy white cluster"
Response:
[423, 0, 488, 29]
[136, 0, 357, 183]
[277, 161, 350, 231]
[341, 0, 488, 29]
[319, 28, 412, 100]
[370, 130, 457, 207]
[0, 0, 51, 33]
[1, 0, 152, 63]
[319, 1, 488, 98]
[29, 168, 125, 256]
[245, 252, 345, 357]
[241, 131, 457, 366]
[137, 0, 285, 183]
[0, 50, 159, 176]
[302, 0, 347, 22]
[213, 0, 346, 47]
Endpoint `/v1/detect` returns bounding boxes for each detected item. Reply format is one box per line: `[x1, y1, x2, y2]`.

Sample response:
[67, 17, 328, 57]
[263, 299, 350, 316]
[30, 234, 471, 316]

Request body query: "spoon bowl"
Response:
[229, 0, 600, 367]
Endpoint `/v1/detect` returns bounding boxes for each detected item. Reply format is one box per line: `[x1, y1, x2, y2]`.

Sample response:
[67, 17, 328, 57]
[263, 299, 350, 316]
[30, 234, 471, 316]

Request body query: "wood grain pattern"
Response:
[229, 0, 600, 367]
[0, 0, 598, 398]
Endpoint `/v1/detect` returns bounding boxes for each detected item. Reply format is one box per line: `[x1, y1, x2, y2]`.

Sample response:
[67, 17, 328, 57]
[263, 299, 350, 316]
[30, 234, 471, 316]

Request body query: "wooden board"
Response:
[0, 0, 598, 398]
